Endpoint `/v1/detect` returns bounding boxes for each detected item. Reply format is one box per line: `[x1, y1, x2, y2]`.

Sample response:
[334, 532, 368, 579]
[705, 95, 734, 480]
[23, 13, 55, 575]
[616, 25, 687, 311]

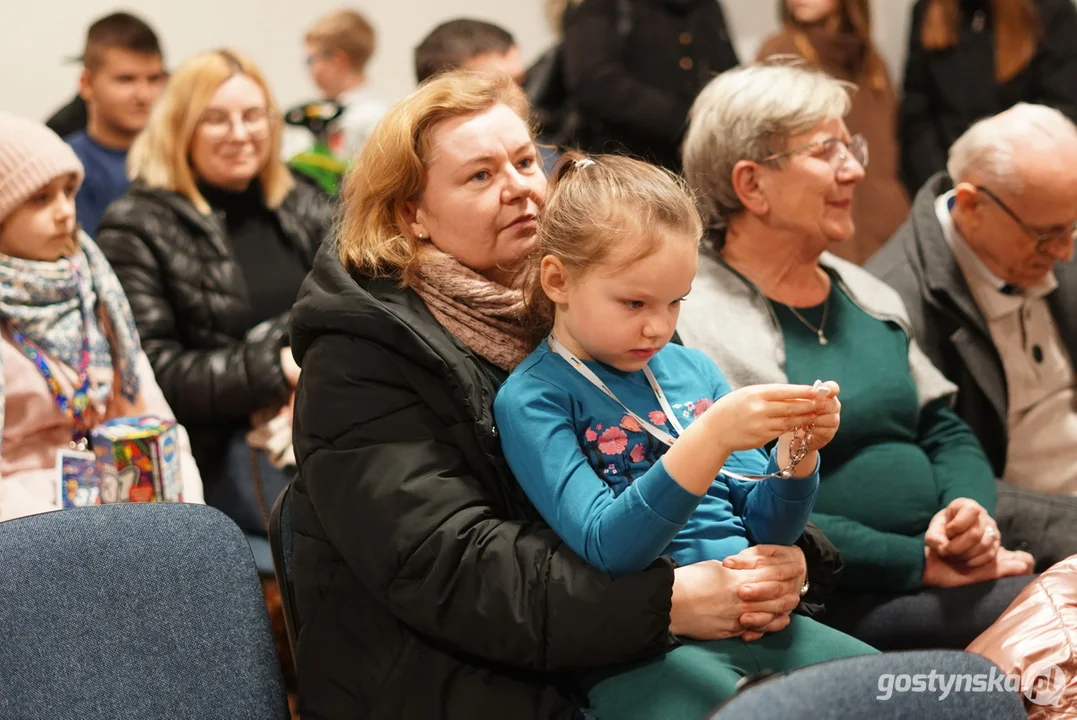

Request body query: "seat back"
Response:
[269, 481, 299, 668]
[0, 503, 289, 720]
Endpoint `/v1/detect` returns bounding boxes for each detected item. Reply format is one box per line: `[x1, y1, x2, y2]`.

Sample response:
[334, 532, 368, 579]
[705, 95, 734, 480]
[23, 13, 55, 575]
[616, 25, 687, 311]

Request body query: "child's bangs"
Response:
[589, 205, 696, 276]
[593, 223, 663, 275]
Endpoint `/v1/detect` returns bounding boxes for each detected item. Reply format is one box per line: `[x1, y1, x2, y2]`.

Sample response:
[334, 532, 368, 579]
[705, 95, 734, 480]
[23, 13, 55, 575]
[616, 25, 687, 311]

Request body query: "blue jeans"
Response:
[207, 432, 295, 536]
[708, 650, 1026, 719]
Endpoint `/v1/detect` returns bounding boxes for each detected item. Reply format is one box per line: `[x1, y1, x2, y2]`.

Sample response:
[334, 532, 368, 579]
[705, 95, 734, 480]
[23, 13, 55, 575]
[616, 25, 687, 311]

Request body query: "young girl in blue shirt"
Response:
[494, 153, 875, 719]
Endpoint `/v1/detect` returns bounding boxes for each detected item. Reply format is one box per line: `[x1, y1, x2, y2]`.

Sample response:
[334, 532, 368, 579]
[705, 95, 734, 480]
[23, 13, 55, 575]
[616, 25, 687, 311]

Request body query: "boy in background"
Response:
[304, 8, 387, 162]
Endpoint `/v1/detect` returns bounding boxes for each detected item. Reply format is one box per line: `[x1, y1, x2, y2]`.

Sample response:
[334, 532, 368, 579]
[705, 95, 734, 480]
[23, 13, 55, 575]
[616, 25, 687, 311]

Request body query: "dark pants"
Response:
[995, 480, 1077, 572]
[708, 650, 1026, 719]
[821, 574, 1036, 651]
[206, 432, 295, 536]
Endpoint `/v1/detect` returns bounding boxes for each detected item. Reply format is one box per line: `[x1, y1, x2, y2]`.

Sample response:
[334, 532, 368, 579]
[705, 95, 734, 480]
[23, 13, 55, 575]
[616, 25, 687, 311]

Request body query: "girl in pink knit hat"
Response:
[0, 112, 203, 519]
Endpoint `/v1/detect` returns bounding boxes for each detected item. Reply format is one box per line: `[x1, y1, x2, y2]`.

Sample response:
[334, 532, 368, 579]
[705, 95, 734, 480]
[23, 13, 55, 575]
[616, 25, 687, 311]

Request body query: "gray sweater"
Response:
[677, 245, 956, 409]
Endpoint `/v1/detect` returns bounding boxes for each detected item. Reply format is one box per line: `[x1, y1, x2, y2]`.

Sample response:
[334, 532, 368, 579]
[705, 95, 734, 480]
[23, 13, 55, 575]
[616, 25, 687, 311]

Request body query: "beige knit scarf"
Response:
[412, 249, 532, 371]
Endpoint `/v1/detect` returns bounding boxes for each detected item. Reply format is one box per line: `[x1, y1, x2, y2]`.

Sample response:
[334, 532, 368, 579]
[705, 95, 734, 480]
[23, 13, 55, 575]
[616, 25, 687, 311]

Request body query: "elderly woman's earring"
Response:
[417, 231, 425, 239]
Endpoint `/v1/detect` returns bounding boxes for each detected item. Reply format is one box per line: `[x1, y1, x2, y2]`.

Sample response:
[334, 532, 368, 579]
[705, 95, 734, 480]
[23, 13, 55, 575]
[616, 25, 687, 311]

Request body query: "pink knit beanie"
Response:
[0, 112, 85, 226]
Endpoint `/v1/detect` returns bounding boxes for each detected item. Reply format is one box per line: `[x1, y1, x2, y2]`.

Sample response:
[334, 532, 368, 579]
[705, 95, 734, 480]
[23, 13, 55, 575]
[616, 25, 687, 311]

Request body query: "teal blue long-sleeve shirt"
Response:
[493, 342, 819, 577]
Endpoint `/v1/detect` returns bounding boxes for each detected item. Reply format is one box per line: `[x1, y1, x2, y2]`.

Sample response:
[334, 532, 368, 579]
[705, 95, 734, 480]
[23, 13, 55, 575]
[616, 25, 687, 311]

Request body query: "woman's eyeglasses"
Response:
[761, 134, 869, 172]
[198, 107, 273, 141]
[976, 185, 1077, 250]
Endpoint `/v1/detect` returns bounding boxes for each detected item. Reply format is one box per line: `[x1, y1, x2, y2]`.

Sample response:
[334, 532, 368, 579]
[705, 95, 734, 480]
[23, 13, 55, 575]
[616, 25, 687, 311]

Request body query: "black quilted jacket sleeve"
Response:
[95, 186, 330, 425]
[794, 521, 844, 618]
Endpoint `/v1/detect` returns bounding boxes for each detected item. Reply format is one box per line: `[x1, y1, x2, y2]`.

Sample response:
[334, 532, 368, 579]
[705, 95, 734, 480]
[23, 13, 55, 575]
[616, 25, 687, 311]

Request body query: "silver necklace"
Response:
[785, 292, 831, 345]
[722, 253, 832, 345]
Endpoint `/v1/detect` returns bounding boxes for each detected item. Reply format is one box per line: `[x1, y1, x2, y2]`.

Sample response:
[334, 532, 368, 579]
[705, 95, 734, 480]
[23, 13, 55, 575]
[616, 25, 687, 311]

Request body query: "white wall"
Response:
[0, 0, 924, 121]
[0, 0, 551, 120]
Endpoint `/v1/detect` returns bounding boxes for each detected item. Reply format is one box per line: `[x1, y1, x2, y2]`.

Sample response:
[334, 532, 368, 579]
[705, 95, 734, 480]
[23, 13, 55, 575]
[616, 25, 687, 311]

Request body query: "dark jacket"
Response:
[288, 242, 844, 719]
[95, 176, 332, 489]
[867, 173, 1077, 476]
[46, 95, 88, 139]
[900, 0, 1077, 195]
[562, 0, 738, 171]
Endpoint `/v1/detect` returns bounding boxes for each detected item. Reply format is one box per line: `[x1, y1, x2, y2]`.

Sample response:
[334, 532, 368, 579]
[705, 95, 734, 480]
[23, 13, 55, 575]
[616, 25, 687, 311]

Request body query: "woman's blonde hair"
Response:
[682, 61, 851, 225]
[127, 48, 294, 215]
[522, 151, 702, 345]
[920, 0, 1039, 83]
[779, 0, 889, 91]
[336, 70, 530, 283]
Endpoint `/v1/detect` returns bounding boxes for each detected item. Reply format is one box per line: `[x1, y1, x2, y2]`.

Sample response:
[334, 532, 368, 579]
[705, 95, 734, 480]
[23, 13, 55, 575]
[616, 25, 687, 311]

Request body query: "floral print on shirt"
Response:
[580, 398, 714, 496]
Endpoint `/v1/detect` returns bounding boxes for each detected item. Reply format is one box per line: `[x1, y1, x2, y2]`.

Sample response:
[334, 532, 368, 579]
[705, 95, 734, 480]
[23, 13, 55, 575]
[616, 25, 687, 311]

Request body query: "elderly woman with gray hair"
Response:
[677, 62, 1037, 651]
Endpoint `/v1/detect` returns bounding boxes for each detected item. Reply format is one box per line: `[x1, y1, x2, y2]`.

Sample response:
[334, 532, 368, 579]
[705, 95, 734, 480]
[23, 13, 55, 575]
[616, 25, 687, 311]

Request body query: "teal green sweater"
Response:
[774, 285, 996, 593]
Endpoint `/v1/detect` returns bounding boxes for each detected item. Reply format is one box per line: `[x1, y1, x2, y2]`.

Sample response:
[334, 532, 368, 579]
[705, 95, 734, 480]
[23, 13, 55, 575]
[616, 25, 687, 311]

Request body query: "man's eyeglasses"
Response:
[975, 185, 1077, 249]
[761, 134, 869, 172]
[198, 107, 273, 141]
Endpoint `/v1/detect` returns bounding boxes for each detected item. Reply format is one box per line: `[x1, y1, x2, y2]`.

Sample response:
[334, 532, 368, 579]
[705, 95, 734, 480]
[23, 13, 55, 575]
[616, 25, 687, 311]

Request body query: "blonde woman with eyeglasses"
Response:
[96, 49, 333, 536]
[678, 62, 1037, 652]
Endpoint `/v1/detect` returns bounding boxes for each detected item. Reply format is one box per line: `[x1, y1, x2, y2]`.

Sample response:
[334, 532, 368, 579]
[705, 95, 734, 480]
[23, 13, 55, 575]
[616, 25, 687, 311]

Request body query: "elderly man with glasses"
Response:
[870, 103, 1077, 572]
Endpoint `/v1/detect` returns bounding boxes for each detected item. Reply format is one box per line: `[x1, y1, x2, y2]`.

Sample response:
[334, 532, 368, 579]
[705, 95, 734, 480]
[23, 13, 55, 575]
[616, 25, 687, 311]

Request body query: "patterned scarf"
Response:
[411, 249, 532, 371]
[0, 233, 142, 454]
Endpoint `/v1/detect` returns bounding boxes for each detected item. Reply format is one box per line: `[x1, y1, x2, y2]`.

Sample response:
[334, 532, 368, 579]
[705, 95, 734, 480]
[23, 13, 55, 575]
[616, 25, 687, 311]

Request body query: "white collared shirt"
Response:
[937, 191, 1077, 494]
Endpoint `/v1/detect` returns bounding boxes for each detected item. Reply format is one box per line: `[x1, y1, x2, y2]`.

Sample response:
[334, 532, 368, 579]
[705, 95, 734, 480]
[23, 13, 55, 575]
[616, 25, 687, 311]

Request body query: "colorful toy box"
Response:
[57, 450, 99, 508]
[90, 416, 184, 504]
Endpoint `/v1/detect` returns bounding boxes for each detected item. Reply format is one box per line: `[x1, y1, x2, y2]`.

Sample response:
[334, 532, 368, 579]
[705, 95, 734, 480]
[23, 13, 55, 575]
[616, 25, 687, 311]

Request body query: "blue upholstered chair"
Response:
[0, 503, 290, 719]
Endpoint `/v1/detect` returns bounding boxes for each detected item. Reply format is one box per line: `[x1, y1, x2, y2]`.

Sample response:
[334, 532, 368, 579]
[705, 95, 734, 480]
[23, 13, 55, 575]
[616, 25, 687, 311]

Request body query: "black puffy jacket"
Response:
[96, 176, 332, 490]
[288, 242, 844, 719]
[45, 94, 87, 138]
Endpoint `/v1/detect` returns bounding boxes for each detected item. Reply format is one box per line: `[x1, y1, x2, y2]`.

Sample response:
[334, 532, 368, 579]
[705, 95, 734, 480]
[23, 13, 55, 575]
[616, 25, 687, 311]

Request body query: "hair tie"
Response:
[574, 158, 596, 169]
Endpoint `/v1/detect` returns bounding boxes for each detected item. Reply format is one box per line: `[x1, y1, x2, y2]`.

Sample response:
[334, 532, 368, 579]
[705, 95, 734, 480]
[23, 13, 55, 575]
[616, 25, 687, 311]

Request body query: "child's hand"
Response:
[702, 384, 821, 455]
[806, 381, 841, 452]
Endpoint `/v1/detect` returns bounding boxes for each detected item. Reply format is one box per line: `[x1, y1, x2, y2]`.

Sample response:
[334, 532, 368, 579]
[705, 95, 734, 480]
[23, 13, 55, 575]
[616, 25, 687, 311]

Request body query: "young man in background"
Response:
[414, 18, 525, 85]
[63, 12, 166, 236]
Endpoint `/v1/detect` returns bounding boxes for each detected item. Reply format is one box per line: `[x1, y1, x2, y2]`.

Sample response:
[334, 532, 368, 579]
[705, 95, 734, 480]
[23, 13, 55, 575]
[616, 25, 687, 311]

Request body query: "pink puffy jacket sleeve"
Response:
[967, 555, 1077, 716]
